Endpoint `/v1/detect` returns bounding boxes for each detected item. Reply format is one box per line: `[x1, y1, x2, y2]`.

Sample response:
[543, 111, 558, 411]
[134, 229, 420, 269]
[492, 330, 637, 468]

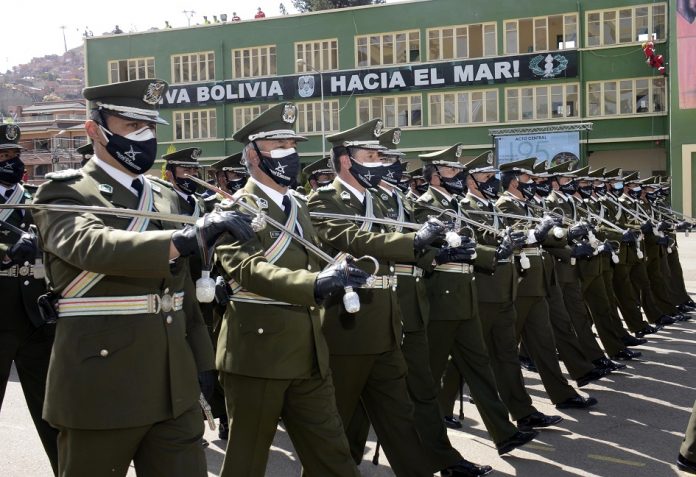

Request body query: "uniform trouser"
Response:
[602, 265, 632, 340]
[558, 280, 606, 362]
[681, 400, 696, 461]
[57, 404, 206, 477]
[0, 325, 58, 475]
[545, 284, 597, 379]
[632, 260, 670, 322]
[329, 350, 434, 477]
[514, 296, 578, 404]
[220, 371, 359, 477]
[478, 301, 537, 420]
[645, 250, 679, 315]
[401, 327, 464, 470]
[667, 246, 691, 304]
[428, 318, 518, 445]
[438, 359, 464, 419]
[613, 262, 650, 332]
[581, 271, 627, 356]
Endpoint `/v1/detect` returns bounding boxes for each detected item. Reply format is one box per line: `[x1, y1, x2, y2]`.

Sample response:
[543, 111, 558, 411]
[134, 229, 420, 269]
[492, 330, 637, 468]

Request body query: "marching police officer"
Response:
[161, 147, 206, 218]
[33, 79, 252, 476]
[0, 123, 59, 474]
[303, 156, 335, 191]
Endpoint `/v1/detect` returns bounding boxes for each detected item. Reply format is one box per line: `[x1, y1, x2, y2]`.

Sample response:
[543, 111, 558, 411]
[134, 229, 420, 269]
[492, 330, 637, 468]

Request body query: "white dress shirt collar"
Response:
[92, 155, 142, 196]
[337, 176, 365, 203]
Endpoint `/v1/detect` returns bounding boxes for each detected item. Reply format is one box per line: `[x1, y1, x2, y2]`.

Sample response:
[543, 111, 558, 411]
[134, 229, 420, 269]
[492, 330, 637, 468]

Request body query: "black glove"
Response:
[640, 220, 654, 234]
[676, 221, 692, 232]
[198, 370, 217, 402]
[414, 218, 446, 250]
[656, 235, 670, 247]
[657, 221, 672, 232]
[3, 231, 38, 269]
[534, 216, 557, 242]
[597, 240, 618, 255]
[171, 210, 254, 257]
[621, 230, 638, 243]
[314, 259, 371, 304]
[571, 242, 595, 259]
[214, 275, 231, 307]
[496, 231, 525, 260]
[436, 242, 477, 264]
[567, 223, 590, 243]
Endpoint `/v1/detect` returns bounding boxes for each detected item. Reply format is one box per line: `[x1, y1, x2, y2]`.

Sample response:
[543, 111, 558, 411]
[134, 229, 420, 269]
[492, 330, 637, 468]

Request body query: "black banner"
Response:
[160, 50, 578, 108]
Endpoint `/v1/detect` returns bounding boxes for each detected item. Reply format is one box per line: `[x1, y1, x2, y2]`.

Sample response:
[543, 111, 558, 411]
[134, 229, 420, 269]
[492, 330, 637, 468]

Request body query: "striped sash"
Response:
[0, 185, 24, 222]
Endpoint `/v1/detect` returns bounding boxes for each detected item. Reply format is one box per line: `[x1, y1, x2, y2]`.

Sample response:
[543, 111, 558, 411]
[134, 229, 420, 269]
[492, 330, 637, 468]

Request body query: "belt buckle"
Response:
[19, 265, 30, 277]
[413, 267, 423, 278]
[160, 293, 173, 313]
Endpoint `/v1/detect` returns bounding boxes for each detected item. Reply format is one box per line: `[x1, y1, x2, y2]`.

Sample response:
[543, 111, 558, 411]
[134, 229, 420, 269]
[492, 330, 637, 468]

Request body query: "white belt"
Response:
[434, 263, 473, 274]
[364, 275, 398, 289]
[57, 291, 184, 318]
[517, 247, 542, 256]
[394, 264, 424, 278]
[0, 264, 35, 277]
[497, 258, 512, 263]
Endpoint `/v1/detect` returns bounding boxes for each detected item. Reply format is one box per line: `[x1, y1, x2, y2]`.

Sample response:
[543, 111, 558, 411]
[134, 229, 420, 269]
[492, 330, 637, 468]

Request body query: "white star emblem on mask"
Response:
[364, 171, 374, 181]
[123, 146, 141, 161]
[386, 170, 395, 178]
[275, 162, 287, 174]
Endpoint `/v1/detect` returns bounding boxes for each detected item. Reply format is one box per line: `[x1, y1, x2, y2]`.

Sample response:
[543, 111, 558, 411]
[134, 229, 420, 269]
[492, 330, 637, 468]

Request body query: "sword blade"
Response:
[0, 203, 198, 225]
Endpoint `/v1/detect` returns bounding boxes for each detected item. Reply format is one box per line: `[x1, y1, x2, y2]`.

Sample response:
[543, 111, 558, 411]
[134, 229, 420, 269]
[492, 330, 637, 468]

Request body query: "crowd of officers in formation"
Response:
[1, 78, 696, 477]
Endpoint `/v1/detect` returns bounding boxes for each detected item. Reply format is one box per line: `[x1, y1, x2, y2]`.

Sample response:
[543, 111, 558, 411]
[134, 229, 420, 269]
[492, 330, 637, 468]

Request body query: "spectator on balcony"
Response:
[255, 7, 266, 18]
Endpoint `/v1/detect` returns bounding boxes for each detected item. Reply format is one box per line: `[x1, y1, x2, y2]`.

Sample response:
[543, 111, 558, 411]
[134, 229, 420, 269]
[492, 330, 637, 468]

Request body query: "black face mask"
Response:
[659, 187, 670, 198]
[627, 187, 642, 200]
[535, 181, 552, 198]
[100, 125, 157, 174]
[646, 191, 659, 203]
[518, 179, 537, 200]
[225, 176, 247, 192]
[474, 175, 500, 200]
[396, 179, 411, 194]
[594, 184, 607, 196]
[349, 157, 383, 188]
[382, 161, 403, 187]
[578, 185, 594, 199]
[415, 183, 429, 195]
[559, 179, 578, 195]
[174, 176, 199, 195]
[253, 142, 301, 188]
[0, 155, 25, 185]
[439, 170, 467, 196]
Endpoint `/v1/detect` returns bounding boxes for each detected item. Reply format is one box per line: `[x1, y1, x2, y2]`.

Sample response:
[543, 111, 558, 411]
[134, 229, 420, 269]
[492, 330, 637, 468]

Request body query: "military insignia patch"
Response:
[340, 191, 351, 201]
[256, 198, 269, 209]
[392, 129, 401, 145]
[270, 231, 281, 239]
[98, 184, 113, 194]
[282, 104, 297, 124]
[150, 182, 161, 193]
[143, 81, 166, 105]
[455, 145, 464, 158]
[486, 152, 493, 165]
[5, 124, 19, 141]
[191, 148, 201, 159]
[381, 193, 389, 201]
[374, 120, 383, 138]
[441, 199, 449, 206]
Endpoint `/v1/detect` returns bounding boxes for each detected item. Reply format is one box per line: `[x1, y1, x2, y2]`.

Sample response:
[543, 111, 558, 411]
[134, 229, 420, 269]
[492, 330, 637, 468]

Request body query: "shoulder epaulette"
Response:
[290, 189, 308, 202]
[316, 184, 335, 193]
[45, 169, 83, 181]
[145, 175, 174, 189]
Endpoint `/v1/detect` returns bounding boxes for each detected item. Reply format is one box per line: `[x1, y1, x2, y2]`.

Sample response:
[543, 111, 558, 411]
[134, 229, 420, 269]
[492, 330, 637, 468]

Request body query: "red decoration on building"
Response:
[642, 41, 666, 75]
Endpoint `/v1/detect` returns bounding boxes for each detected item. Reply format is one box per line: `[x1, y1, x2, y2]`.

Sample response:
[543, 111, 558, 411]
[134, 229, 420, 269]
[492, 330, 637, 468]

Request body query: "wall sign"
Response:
[160, 50, 578, 108]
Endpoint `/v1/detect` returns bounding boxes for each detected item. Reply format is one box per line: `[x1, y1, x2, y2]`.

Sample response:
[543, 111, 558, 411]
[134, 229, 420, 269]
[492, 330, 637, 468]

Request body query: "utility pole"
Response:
[183, 10, 196, 27]
[59, 26, 67, 53]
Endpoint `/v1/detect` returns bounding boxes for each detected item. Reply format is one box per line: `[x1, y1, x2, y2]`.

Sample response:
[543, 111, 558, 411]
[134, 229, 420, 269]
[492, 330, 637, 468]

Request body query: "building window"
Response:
[427, 23, 497, 61]
[108, 57, 155, 83]
[296, 100, 340, 134]
[357, 94, 422, 128]
[587, 77, 666, 117]
[233, 104, 273, 131]
[428, 90, 498, 126]
[356, 31, 420, 67]
[505, 83, 579, 121]
[295, 39, 338, 72]
[504, 14, 578, 54]
[586, 3, 666, 47]
[174, 109, 217, 141]
[232, 45, 276, 79]
[171, 52, 215, 84]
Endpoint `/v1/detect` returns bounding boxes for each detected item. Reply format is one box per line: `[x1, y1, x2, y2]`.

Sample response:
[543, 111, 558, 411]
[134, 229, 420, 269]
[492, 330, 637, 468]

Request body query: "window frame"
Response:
[170, 51, 215, 85]
[585, 76, 667, 118]
[294, 39, 339, 72]
[231, 44, 277, 79]
[355, 30, 421, 68]
[426, 22, 498, 61]
[503, 12, 579, 55]
[295, 99, 341, 135]
[584, 3, 667, 48]
[232, 104, 273, 132]
[173, 108, 218, 141]
[427, 89, 499, 126]
[356, 93, 423, 128]
[107, 57, 155, 83]
[505, 83, 580, 122]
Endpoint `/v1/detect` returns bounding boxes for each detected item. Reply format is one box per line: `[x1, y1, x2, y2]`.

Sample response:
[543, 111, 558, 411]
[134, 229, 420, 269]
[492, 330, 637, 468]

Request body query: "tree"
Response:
[292, 0, 385, 12]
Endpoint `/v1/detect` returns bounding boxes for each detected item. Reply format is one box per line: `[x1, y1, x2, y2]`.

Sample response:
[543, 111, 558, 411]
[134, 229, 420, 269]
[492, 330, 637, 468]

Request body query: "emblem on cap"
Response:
[282, 104, 297, 124]
[486, 152, 493, 165]
[191, 148, 201, 159]
[455, 145, 463, 158]
[374, 120, 383, 138]
[143, 81, 166, 105]
[392, 130, 401, 145]
[5, 124, 19, 141]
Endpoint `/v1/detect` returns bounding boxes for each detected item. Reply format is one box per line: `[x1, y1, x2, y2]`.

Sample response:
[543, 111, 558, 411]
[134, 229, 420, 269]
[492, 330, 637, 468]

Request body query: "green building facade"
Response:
[84, 0, 696, 212]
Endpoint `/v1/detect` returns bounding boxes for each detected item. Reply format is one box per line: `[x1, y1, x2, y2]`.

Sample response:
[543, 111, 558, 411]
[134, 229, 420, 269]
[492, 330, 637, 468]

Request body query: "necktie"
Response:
[187, 195, 196, 210]
[0, 188, 11, 204]
[131, 179, 143, 198]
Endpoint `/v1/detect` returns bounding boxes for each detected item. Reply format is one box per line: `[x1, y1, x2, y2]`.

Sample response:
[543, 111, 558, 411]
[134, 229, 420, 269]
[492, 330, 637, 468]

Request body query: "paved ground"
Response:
[3, 234, 696, 476]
